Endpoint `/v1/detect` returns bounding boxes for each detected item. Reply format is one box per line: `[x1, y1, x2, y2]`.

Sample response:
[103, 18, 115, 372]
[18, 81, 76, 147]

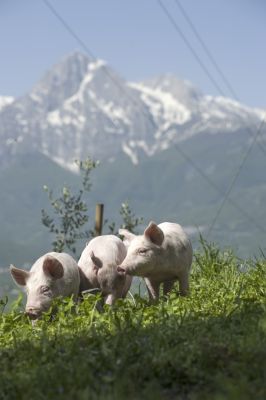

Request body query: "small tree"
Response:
[108, 201, 143, 235]
[41, 157, 143, 255]
[41, 157, 98, 254]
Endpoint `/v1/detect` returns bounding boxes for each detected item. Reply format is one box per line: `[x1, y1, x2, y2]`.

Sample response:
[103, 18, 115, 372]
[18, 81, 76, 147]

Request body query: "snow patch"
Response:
[47, 110, 62, 126]
[30, 93, 43, 103]
[42, 151, 80, 173]
[124, 139, 156, 156]
[65, 72, 94, 105]
[128, 82, 191, 129]
[88, 59, 106, 71]
[96, 99, 130, 126]
[0, 96, 14, 111]
[122, 142, 138, 164]
[203, 95, 265, 121]
[47, 109, 85, 129]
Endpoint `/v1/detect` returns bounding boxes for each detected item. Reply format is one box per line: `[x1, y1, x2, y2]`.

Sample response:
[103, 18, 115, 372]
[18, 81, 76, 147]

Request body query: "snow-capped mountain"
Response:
[0, 51, 264, 168]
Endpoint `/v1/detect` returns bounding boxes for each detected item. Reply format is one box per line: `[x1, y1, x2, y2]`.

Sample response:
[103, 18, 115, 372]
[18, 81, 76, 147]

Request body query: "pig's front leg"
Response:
[163, 279, 176, 296]
[144, 278, 160, 302]
[178, 269, 189, 296]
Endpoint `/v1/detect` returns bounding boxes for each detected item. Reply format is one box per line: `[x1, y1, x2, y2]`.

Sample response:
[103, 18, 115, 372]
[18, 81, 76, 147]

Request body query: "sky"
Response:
[0, 0, 265, 108]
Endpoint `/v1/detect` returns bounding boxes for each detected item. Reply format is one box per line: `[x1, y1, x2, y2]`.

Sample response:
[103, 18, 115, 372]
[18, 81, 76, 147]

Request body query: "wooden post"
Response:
[95, 203, 104, 236]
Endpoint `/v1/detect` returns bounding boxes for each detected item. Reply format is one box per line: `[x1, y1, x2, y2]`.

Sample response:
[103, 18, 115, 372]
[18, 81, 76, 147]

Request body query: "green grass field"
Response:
[0, 241, 265, 400]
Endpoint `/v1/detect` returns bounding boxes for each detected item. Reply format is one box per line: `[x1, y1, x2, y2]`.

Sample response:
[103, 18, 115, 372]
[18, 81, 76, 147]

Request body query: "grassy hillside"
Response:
[0, 242, 265, 400]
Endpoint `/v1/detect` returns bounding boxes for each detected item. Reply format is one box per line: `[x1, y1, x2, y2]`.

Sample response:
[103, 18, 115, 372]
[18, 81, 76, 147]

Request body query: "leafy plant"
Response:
[41, 157, 98, 254]
[107, 200, 144, 235]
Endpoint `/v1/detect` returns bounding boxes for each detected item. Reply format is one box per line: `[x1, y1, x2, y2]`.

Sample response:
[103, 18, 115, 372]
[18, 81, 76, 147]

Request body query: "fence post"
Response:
[94, 203, 104, 236]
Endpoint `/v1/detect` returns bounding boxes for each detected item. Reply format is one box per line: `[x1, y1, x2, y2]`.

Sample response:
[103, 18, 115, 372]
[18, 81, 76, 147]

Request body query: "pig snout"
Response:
[117, 265, 135, 276]
[25, 307, 42, 320]
[117, 266, 126, 275]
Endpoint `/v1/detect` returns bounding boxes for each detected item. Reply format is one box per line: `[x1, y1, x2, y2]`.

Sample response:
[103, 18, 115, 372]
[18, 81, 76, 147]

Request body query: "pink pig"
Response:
[117, 222, 193, 300]
[10, 252, 80, 320]
[78, 235, 132, 305]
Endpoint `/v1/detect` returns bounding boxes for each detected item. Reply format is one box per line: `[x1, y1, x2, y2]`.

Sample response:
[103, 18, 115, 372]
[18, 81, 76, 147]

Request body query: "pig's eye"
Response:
[138, 248, 148, 255]
[40, 286, 51, 295]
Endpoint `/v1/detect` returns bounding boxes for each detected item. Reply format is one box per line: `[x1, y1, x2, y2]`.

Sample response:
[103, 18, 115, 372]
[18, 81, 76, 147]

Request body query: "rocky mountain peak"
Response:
[26, 51, 92, 112]
[141, 74, 202, 109]
[0, 51, 264, 169]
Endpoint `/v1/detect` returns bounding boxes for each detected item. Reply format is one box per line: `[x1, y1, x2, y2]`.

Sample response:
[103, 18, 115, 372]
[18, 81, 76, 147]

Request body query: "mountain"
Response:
[0, 51, 266, 277]
[0, 52, 264, 169]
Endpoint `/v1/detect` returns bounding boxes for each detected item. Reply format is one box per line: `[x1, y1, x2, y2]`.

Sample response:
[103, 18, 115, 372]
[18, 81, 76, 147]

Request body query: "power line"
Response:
[174, 0, 238, 100]
[207, 116, 266, 236]
[158, 0, 266, 233]
[173, 0, 266, 157]
[172, 141, 266, 234]
[172, 0, 266, 233]
[42, 0, 266, 235]
[157, 0, 226, 96]
[42, 0, 95, 60]
[41, 0, 153, 127]
[158, 0, 266, 154]
[41, 1, 119, 134]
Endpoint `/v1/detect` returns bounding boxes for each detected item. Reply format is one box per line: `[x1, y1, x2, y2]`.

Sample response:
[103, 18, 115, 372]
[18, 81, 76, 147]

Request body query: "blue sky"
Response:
[0, 0, 265, 107]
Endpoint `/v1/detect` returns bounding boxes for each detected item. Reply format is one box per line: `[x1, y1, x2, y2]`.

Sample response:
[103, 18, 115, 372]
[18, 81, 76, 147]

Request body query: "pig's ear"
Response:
[119, 229, 136, 243]
[144, 222, 164, 246]
[10, 265, 29, 286]
[90, 251, 102, 275]
[43, 256, 64, 280]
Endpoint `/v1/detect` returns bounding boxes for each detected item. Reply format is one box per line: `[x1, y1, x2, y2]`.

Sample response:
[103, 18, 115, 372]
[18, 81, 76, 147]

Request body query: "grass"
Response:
[0, 240, 265, 400]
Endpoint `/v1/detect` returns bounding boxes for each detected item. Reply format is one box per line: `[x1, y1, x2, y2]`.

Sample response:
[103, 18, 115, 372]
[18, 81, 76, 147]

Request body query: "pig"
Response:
[117, 221, 193, 301]
[78, 235, 132, 305]
[10, 252, 80, 320]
